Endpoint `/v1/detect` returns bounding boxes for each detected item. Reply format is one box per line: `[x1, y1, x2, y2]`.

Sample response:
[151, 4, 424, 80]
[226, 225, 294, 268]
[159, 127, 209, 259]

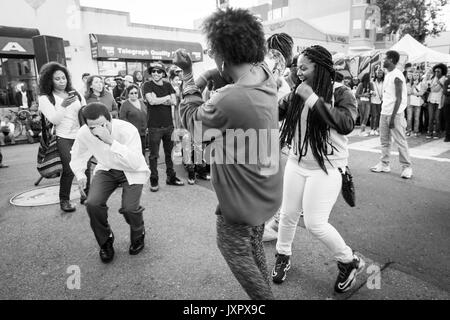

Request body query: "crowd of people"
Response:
[1, 6, 450, 300]
[341, 62, 450, 141]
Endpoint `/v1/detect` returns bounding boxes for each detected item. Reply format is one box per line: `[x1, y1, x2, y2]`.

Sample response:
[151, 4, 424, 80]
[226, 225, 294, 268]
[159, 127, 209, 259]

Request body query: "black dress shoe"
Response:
[129, 232, 145, 255]
[100, 233, 115, 263]
[166, 176, 185, 186]
[60, 200, 76, 212]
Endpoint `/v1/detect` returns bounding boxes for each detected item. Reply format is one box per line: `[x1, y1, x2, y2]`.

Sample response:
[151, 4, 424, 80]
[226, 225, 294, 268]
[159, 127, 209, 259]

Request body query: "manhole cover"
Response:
[10, 184, 81, 207]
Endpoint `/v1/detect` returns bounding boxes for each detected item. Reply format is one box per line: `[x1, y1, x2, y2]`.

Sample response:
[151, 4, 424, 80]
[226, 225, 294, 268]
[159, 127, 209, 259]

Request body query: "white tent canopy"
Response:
[390, 34, 450, 64]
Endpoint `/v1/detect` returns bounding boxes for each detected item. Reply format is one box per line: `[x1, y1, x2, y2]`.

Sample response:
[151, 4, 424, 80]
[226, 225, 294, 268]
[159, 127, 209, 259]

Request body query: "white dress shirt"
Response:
[70, 119, 150, 185]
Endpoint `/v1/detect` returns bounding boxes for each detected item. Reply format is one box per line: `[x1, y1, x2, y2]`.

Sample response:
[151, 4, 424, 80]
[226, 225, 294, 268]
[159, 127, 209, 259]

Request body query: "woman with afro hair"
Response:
[271, 45, 365, 294]
[38, 62, 86, 212]
[173, 8, 282, 300]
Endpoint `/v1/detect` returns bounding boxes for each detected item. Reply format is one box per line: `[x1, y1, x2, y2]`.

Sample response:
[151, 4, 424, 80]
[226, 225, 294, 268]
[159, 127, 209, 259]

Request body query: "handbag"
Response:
[36, 115, 63, 179]
[338, 166, 355, 207]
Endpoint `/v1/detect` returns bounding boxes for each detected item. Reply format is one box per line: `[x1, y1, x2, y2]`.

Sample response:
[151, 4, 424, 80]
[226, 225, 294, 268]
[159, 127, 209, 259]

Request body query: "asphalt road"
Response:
[0, 140, 449, 299]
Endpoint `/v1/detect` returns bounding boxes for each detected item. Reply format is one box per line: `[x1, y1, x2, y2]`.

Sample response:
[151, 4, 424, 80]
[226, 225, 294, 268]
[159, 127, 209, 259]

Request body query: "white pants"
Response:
[276, 158, 354, 263]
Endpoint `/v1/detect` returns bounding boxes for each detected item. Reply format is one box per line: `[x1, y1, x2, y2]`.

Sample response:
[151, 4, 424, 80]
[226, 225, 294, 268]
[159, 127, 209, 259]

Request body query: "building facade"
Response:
[0, 0, 210, 109]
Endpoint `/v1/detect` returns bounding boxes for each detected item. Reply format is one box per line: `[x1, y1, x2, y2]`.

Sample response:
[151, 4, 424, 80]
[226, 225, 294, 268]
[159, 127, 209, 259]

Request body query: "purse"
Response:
[36, 115, 63, 179]
[338, 166, 355, 207]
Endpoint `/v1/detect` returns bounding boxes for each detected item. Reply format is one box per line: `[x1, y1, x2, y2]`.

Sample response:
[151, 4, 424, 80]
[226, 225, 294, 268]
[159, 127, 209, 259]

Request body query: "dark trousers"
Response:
[148, 126, 175, 180]
[86, 169, 144, 247]
[419, 104, 429, 133]
[216, 212, 274, 300]
[444, 102, 450, 139]
[370, 103, 381, 130]
[428, 103, 441, 134]
[56, 137, 75, 201]
[140, 135, 146, 156]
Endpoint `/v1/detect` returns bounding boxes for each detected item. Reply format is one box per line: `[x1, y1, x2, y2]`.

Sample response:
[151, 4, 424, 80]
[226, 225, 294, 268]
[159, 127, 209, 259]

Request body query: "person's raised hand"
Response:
[61, 95, 77, 108]
[91, 124, 113, 145]
[295, 82, 314, 101]
[173, 49, 193, 74]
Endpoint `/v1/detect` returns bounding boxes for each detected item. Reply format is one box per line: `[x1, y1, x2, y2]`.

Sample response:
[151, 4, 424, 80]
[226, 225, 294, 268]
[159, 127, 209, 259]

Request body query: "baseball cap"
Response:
[124, 75, 134, 83]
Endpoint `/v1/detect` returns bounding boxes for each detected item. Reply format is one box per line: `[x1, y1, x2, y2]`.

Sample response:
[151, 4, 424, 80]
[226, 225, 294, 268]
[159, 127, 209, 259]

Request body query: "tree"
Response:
[377, 0, 448, 43]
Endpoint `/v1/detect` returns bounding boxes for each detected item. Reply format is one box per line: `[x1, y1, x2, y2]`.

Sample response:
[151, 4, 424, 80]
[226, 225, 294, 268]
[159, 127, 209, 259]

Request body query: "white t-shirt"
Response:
[381, 68, 407, 115]
[38, 93, 86, 139]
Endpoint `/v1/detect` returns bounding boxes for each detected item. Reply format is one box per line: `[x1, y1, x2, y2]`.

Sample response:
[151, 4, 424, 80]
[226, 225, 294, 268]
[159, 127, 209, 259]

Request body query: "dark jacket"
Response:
[119, 99, 147, 136]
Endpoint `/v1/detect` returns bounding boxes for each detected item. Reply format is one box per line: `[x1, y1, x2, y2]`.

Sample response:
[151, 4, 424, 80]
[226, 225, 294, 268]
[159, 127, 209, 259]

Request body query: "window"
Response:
[126, 62, 143, 76]
[0, 58, 38, 109]
[97, 61, 126, 77]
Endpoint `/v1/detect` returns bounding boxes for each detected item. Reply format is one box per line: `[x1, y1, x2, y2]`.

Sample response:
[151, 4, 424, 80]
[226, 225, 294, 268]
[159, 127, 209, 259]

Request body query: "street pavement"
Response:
[0, 131, 449, 300]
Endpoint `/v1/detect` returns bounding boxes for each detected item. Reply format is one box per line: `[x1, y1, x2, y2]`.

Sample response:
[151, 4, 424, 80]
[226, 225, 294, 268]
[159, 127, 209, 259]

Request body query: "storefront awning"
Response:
[89, 34, 203, 62]
[0, 26, 40, 56]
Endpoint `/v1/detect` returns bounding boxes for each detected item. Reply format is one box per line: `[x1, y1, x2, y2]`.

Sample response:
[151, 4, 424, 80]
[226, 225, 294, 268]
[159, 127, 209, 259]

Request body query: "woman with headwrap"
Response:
[271, 45, 365, 294]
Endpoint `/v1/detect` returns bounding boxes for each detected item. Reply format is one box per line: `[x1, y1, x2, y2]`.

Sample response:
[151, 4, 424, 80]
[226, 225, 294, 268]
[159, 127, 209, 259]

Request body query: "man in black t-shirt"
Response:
[142, 62, 184, 191]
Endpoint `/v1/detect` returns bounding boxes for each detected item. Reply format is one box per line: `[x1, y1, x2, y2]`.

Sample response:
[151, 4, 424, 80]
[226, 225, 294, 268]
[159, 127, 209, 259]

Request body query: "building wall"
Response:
[285, 0, 351, 22]
[426, 31, 450, 55]
[264, 19, 348, 53]
[0, 0, 213, 90]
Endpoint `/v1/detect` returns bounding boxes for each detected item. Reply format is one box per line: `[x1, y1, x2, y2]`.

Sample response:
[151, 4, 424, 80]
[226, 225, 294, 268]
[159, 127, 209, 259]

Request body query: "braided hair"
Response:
[267, 33, 294, 67]
[279, 45, 336, 173]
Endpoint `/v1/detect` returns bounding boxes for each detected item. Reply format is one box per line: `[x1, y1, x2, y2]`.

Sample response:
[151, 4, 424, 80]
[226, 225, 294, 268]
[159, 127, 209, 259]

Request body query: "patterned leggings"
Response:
[216, 213, 274, 300]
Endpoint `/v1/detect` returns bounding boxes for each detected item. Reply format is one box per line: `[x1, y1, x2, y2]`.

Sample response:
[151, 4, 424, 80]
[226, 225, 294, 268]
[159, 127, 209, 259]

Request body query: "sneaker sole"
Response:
[336, 258, 366, 293]
[271, 263, 291, 284]
[370, 169, 391, 173]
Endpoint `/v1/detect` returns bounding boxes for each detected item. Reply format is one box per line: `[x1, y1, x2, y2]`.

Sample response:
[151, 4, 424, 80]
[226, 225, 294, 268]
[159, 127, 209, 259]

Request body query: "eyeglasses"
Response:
[152, 70, 164, 74]
[207, 49, 215, 58]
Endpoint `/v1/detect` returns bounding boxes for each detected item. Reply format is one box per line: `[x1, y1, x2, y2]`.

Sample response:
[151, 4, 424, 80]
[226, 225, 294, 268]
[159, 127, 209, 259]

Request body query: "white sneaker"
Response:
[401, 167, 413, 179]
[370, 162, 391, 173]
[266, 218, 279, 233]
[360, 131, 369, 137]
[374, 130, 380, 136]
[262, 224, 278, 242]
[369, 130, 375, 136]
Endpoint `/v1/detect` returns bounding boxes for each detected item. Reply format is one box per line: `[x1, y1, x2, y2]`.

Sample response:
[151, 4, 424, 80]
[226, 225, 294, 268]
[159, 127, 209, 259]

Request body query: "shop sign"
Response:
[89, 34, 203, 62]
[0, 37, 34, 55]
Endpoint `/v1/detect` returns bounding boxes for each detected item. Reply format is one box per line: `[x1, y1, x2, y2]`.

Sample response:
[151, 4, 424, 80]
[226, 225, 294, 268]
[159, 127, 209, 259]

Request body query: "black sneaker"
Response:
[334, 254, 365, 293]
[166, 176, 185, 186]
[197, 172, 211, 181]
[271, 253, 291, 284]
[129, 231, 145, 255]
[187, 170, 196, 185]
[99, 233, 114, 263]
[150, 177, 159, 192]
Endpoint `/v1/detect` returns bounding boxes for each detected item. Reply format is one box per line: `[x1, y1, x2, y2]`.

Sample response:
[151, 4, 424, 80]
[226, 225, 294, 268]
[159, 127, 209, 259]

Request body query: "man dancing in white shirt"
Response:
[70, 102, 150, 263]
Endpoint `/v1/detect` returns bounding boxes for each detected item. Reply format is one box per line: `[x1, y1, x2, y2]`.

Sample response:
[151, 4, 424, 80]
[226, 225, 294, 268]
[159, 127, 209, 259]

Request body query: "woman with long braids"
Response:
[271, 45, 365, 294]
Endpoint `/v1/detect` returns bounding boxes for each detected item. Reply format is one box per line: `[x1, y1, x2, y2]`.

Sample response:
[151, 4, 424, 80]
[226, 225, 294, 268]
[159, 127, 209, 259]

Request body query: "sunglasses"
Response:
[152, 70, 164, 74]
[129, 91, 139, 95]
